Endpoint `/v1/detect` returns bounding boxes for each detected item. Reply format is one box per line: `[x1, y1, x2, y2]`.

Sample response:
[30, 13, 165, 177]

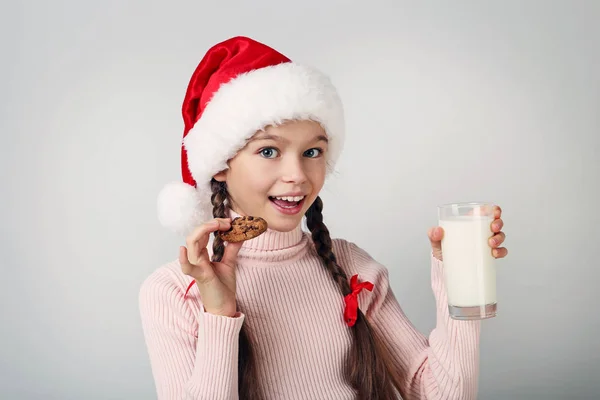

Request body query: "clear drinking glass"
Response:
[438, 202, 497, 320]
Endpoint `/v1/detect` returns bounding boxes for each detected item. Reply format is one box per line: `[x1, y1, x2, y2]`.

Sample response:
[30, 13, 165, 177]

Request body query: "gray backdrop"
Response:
[1, 0, 598, 399]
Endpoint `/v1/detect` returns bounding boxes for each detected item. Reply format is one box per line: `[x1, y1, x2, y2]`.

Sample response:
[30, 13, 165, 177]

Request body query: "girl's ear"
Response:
[213, 170, 227, 182]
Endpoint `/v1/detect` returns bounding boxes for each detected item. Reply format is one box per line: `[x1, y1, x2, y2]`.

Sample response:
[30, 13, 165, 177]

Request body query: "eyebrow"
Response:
[249, 133, 329, 144]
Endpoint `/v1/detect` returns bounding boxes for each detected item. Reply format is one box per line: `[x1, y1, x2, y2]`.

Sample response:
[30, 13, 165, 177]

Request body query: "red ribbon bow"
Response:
[343, 274, 374, 327]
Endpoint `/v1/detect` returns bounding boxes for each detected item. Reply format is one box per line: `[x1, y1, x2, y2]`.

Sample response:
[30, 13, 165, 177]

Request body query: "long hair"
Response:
[209, 178, 404, 399]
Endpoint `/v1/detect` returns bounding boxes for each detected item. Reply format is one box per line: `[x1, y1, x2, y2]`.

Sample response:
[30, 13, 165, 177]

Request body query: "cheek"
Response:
[248, 169, 274, 191]
[307, 162, 326, 189]
[230, 165, 273, 196]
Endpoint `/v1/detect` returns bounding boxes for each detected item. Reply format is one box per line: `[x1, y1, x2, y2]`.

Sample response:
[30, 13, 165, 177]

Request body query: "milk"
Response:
[439, 215, 496, 308]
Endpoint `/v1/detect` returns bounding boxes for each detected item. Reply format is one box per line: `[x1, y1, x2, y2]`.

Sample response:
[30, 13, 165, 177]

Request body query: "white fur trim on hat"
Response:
[160, 62, 345, 236]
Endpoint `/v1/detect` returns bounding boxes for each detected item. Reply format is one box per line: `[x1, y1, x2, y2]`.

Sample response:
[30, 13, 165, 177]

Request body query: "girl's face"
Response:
[213, 119, 328, 232]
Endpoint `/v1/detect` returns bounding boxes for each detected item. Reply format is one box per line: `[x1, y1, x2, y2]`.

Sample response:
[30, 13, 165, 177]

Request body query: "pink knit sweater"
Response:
[139, 222, 481, 399]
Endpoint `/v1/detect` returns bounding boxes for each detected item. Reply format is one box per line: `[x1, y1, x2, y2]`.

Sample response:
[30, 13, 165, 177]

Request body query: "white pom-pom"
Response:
[157, 181, 211, 236]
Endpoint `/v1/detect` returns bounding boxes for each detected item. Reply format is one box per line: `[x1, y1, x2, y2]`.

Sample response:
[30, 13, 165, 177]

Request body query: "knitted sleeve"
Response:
[348, 243, 481, 400]
[139, 268, 244, 400]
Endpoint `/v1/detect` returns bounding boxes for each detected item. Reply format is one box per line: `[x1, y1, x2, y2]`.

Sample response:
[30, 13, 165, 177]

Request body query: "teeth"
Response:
[274, 195, 305, 202]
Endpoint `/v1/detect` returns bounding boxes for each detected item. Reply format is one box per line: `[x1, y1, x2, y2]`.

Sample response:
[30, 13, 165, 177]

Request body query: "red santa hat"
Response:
[157, 36, 345, 236]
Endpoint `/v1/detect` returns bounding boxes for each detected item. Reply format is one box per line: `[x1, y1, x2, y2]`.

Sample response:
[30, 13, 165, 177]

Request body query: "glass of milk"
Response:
[438, 202, 497, 320]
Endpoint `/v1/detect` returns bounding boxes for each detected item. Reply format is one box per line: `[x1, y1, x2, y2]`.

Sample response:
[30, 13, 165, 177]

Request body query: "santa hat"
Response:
[157, 36, 345, 236]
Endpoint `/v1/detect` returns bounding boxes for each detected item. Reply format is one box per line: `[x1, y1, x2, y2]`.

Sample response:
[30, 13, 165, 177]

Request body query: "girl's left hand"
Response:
[428, 205, 508, 261]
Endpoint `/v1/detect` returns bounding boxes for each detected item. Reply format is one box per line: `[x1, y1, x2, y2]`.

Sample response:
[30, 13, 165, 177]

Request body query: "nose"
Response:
[280, 155, 308, 184]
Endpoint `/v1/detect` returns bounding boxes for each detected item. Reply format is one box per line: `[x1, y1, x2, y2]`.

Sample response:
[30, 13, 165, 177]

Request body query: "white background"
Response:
[1, 1, 599, 399]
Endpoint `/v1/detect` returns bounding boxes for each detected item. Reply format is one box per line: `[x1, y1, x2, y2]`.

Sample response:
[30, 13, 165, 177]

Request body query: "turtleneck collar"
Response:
[227, 209, 309, 265]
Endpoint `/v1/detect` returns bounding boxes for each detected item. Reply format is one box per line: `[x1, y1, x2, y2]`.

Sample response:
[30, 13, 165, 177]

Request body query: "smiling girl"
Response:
[139, 36, 508, 400]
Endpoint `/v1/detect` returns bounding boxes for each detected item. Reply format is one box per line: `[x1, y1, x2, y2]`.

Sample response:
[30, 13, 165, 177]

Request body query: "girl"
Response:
[140, 36, 508, 400]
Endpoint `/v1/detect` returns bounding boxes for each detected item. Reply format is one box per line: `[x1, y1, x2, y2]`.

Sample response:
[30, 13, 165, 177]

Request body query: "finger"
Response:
[489, 232, 506, 247]
[221, 240, 243, 266]
[179, 246, 194, 275]
[186, 221, 218, 262]
[491, 218, 504, 233]
[187, 218, 232, 244]
[428, 227, 443, 255]
[494, 205, 502, 219]
[428, 226, 444, 242]
[179, 245, 213, 279]
[181, 245, 216, 283]
[186, 219, 231, 262]
[492, 247, 508, 258]
[195, 247, 215, 281]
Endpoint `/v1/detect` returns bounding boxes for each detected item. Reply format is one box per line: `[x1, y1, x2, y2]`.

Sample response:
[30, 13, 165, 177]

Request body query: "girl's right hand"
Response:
[179, 218, 243, 317]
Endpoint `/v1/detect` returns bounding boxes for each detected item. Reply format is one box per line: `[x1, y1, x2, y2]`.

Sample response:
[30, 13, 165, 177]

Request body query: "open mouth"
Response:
[268, 195, 306, 215]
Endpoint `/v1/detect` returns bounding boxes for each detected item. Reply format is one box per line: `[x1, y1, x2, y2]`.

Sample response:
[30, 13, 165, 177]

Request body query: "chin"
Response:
[265, 216, 303, 232]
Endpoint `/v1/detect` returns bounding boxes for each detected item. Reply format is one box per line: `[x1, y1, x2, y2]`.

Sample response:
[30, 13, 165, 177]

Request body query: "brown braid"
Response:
[306, 196, 404, 400]
[210, 179, 227, 260]
[210, 178, 263, 400]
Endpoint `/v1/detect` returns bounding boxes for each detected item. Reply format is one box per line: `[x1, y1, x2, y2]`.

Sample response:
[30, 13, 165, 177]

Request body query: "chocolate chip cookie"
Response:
[218, 216, 268, 243]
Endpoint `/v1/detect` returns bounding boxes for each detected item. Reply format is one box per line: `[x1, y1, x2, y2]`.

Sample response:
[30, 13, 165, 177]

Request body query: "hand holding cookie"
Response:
[179, 216, 268, 317]
[179, 218, 244, 317]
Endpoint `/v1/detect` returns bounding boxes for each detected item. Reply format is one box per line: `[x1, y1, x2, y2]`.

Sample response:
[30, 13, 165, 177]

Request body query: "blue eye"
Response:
[304, 148, 322, 158]
[260, 148, 279, 158]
